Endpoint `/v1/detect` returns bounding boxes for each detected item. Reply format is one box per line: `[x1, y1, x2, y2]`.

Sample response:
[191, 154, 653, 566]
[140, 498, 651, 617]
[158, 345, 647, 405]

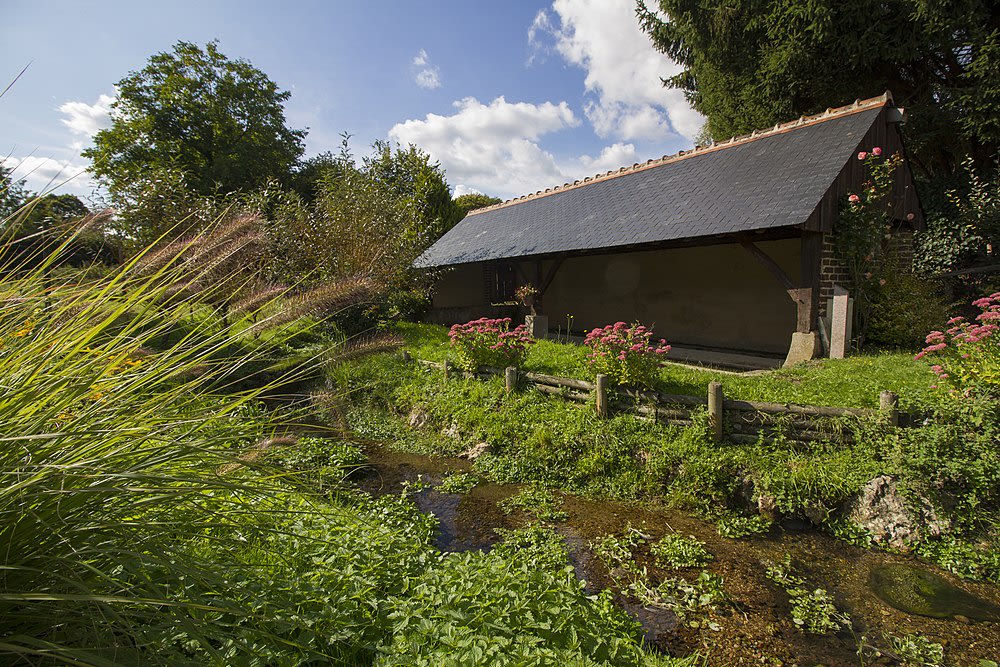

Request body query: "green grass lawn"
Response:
[395, 322, 937, 410]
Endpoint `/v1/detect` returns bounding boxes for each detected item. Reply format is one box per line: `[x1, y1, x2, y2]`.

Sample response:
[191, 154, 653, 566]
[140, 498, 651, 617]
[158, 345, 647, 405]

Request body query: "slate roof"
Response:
[416, 96, 891, 268]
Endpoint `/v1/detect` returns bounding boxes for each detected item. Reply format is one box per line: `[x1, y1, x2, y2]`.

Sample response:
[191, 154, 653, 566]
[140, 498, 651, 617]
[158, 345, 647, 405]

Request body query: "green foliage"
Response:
[631, 571, 727, 618]
[592, 525, 646, 571]
[636, 0, 1000, 173]
[86, 40, 305, 208]
[764, 556, 851, 634]
[0, 159, 29, 218]
[886, 633, 946, 667]
[377, 525, 676, 667]
[270, 436, 366, 492]
[916, 535, 1000, 583]
[448, 317, 534, 372]
[649, 533, 713, 568]
[866, 270, 949, 350]
[499, 484, 569, 522]
[716, 515, 773, 539]
[491, 523, 570, 571]
[437, 471, 479, 494]
[914, 157, 1000, 278]
[453, 192, 502, 218]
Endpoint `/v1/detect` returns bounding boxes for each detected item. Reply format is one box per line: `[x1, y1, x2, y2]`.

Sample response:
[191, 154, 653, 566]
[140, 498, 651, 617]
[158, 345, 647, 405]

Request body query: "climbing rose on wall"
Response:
[915, 293, 1000, 398]
[584, 321, 670, 388]
[448, 317, 534, 372]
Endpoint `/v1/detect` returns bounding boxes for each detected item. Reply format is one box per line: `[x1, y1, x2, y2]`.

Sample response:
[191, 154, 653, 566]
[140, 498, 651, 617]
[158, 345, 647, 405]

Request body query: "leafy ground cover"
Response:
[340, 322, 1000, 584]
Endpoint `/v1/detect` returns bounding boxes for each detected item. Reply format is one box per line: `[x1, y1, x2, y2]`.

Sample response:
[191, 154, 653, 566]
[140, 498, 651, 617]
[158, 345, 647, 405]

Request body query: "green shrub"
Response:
[867, 271, 949, 349]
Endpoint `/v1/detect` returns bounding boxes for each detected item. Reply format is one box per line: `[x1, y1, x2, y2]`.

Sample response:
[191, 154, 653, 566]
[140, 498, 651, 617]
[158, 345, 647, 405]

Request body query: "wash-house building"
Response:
[415, 94, 924, 366]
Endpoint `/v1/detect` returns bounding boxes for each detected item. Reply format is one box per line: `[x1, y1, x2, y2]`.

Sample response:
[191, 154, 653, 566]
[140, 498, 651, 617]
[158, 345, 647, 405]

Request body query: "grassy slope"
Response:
[397, 322, 936, 410]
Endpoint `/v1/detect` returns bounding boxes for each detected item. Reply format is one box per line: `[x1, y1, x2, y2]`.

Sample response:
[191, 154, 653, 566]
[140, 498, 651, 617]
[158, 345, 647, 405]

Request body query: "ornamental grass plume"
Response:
[448, 316, 535, 371]
[915, 293, 1000, 397]
[584, 321, 670, 388]
[0, 205, 383, 665]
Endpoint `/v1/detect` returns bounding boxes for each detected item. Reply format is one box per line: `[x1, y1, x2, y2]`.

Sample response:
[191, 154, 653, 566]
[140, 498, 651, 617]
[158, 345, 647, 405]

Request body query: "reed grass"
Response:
[0, 216, 360, 664]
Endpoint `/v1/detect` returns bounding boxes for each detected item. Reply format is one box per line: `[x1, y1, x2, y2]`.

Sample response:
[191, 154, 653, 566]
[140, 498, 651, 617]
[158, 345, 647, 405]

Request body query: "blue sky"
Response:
[0, 0, 702, 201]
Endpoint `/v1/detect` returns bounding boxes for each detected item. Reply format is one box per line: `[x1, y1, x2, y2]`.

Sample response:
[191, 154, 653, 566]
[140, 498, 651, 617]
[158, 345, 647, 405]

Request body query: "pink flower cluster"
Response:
[584, 321, 670, 387]
[848, 146, 887, 205]
[449, 317, 535, 371]
[915, 293, 1000, 396]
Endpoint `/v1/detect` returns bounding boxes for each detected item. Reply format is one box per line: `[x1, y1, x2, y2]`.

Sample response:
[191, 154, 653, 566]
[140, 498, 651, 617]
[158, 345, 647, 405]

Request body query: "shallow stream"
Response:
[355, 444, 1000, 666]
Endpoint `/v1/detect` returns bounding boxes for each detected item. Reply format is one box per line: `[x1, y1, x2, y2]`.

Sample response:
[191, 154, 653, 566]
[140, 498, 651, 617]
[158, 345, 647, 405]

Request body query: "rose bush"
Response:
[448, 317, 534, 371]
[915, 293, 1000, 397]
[584, 321, 670, 387]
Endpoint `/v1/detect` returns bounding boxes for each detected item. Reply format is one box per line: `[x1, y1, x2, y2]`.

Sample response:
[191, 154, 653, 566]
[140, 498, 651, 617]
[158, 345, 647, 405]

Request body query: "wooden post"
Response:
[443, 360, 451, 380]
[505, 366, 518, 393]
[595, 374, 608, 418]
[708, 381, 724, 443]
[880, 390, 899, 427]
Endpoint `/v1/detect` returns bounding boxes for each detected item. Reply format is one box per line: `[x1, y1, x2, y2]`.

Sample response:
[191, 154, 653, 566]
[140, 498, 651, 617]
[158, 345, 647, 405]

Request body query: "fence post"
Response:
[595, 374, 608, 417]
[505, 366, 518, 393]
[708, 381, 724, 443]
[880, 390, 899, 427]
[443, 360, 451, 380]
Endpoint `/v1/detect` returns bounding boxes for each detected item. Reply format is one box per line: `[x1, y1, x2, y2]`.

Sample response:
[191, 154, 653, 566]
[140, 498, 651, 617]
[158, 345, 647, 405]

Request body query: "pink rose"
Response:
[871, 147, 882, 156]
[858, 151, 868, 160]
[848, 194, 860, 203]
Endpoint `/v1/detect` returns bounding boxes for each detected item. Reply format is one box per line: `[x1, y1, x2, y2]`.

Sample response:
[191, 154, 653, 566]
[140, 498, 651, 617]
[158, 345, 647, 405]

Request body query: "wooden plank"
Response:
[524, 371, 594, 391]
[620, 387, 707, 406]
[724, 398, 872, 418]
[533, 383, 589, 402]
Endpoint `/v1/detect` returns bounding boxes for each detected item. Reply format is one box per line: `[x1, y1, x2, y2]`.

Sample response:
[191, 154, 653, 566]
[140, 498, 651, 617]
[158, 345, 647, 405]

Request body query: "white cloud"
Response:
[389, 97, 656, 198]
[4, 155, 94, 196]
[389, 96, 582, 198]
[58, 93, 115, 138]
[412, 49, 442, 90]
[530, 0, 703, 141]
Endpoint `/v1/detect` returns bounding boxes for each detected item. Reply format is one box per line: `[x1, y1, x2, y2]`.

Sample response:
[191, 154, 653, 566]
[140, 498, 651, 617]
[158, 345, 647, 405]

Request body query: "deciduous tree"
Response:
[637, 0, 1000, 175]
[85, 41, 305, 204]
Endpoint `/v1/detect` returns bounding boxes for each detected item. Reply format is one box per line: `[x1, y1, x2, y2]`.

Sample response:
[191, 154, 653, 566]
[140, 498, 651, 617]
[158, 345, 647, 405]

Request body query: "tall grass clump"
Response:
[0, 215, 362, 664]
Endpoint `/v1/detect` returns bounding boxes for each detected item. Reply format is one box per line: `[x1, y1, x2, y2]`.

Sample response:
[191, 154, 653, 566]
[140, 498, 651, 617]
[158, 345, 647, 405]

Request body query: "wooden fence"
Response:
[404, 352, 907, 446]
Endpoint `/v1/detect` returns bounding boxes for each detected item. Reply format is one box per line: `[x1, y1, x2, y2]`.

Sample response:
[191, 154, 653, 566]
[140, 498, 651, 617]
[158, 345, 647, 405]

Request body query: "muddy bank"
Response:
[354, 444, 1000, 666]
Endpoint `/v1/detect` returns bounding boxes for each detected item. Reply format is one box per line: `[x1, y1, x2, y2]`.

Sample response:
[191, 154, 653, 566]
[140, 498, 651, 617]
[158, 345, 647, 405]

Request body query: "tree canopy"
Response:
[85, 40, 305, 200]
[454, 193, 502, 219]
[637, 0, 1000, 176]
[1, 161, 28, 220]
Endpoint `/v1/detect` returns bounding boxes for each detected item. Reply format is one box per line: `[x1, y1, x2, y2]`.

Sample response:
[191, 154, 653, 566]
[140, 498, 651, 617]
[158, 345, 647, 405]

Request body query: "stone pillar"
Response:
[829, 285, 852, 359]
[783, 331, 821, 367]
[525, 314, 548, 339]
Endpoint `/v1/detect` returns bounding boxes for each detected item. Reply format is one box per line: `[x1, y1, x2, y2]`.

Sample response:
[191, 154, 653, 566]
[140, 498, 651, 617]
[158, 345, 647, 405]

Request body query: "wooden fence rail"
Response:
[409, 356, 903, 445]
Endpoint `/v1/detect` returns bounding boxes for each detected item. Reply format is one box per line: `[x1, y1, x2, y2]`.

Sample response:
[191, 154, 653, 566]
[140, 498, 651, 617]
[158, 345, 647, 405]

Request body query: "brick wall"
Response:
[818, 229, 915, 319]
